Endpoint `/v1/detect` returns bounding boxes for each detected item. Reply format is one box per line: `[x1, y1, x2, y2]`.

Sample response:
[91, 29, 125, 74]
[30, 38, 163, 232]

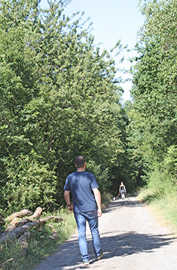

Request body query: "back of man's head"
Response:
[75, 156, 85, 168]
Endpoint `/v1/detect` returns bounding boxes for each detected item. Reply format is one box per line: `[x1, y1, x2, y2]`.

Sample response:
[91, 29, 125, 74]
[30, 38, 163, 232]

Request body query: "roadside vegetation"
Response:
[131, 0, 177, 232]
[0, 208, 76, 270]
[138, 187, 177, 232]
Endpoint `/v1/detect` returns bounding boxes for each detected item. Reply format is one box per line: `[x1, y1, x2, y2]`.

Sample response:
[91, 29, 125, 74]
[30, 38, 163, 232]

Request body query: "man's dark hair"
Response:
[75, 156, 85, 168]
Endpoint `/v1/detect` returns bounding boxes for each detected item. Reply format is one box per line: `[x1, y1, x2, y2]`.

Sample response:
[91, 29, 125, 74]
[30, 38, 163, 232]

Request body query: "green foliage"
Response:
[3, 153, 57, 213]
[87, 160, 111, 193]
[163, 145, 177, 180]
[127, 0, 177, 197]
[0, 0, 127, 214]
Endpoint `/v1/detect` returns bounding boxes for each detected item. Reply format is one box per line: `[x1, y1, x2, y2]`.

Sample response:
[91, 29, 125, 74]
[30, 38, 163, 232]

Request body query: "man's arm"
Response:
[92, 188, 102, 217]
[64, 190, 73, 211]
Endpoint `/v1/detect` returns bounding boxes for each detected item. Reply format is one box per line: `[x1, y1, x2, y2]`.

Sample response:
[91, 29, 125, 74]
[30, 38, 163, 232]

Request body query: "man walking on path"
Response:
[64, 156, 103, 265]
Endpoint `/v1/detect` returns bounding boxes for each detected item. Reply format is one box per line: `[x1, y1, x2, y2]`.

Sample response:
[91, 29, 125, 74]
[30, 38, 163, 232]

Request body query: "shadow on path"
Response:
[101, 231, 175, 258]
[34, 230, 176, 270]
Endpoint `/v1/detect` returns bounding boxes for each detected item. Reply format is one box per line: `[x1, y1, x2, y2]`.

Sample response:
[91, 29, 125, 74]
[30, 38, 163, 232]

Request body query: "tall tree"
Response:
[129, 0, 177, 192]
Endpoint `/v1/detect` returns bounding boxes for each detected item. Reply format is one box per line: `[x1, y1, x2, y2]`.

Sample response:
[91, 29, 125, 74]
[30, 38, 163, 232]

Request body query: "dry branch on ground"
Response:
[0, 207, 63, 246]
[5, 209, 32, 223]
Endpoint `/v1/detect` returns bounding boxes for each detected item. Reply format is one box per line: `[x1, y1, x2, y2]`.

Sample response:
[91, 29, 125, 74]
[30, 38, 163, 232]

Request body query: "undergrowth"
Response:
[0, 193, 112, 270]
[0, 209, 76, 270]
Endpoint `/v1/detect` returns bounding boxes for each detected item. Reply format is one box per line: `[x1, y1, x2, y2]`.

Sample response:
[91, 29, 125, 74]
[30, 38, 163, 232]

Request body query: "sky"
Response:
[42, 0, 145, 101]
[65, 0, 144, 50]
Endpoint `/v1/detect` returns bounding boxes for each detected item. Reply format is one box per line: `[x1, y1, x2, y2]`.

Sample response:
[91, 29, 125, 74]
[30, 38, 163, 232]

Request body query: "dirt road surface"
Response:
[34, 196, 177, 270]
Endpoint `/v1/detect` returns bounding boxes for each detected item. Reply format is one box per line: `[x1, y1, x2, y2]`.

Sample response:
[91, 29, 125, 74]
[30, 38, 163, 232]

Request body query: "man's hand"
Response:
[67, 204, 73, 212]
[97, 208, 102, 217]
[92, 188, 102, 217]
[64, 190, 73, 211]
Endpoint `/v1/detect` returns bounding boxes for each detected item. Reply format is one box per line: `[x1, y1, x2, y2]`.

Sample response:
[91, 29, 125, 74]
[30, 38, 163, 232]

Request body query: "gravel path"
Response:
[34, 196, 177, 270]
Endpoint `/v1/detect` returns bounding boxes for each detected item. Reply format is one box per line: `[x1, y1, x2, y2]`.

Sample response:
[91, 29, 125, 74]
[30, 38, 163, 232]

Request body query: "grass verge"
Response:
[138, 187, 177, 233]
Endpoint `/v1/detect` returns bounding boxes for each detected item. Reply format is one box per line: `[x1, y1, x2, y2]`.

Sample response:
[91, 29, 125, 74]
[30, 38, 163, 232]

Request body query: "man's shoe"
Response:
[96, 251, 103, 260]
[83, 260, 90, 265]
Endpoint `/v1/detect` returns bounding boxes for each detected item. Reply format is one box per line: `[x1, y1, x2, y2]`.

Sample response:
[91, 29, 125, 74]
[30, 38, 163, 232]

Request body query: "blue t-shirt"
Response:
[64, 171, 99, 213]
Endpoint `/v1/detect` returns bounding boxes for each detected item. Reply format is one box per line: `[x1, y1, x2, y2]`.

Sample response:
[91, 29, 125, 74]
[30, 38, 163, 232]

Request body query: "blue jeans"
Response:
[74, 210, 102, 262]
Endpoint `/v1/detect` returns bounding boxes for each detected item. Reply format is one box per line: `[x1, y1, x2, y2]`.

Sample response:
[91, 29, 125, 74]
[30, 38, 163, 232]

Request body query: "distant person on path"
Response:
[64, 156, 103, 265]
[119, 181, 126, 199]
